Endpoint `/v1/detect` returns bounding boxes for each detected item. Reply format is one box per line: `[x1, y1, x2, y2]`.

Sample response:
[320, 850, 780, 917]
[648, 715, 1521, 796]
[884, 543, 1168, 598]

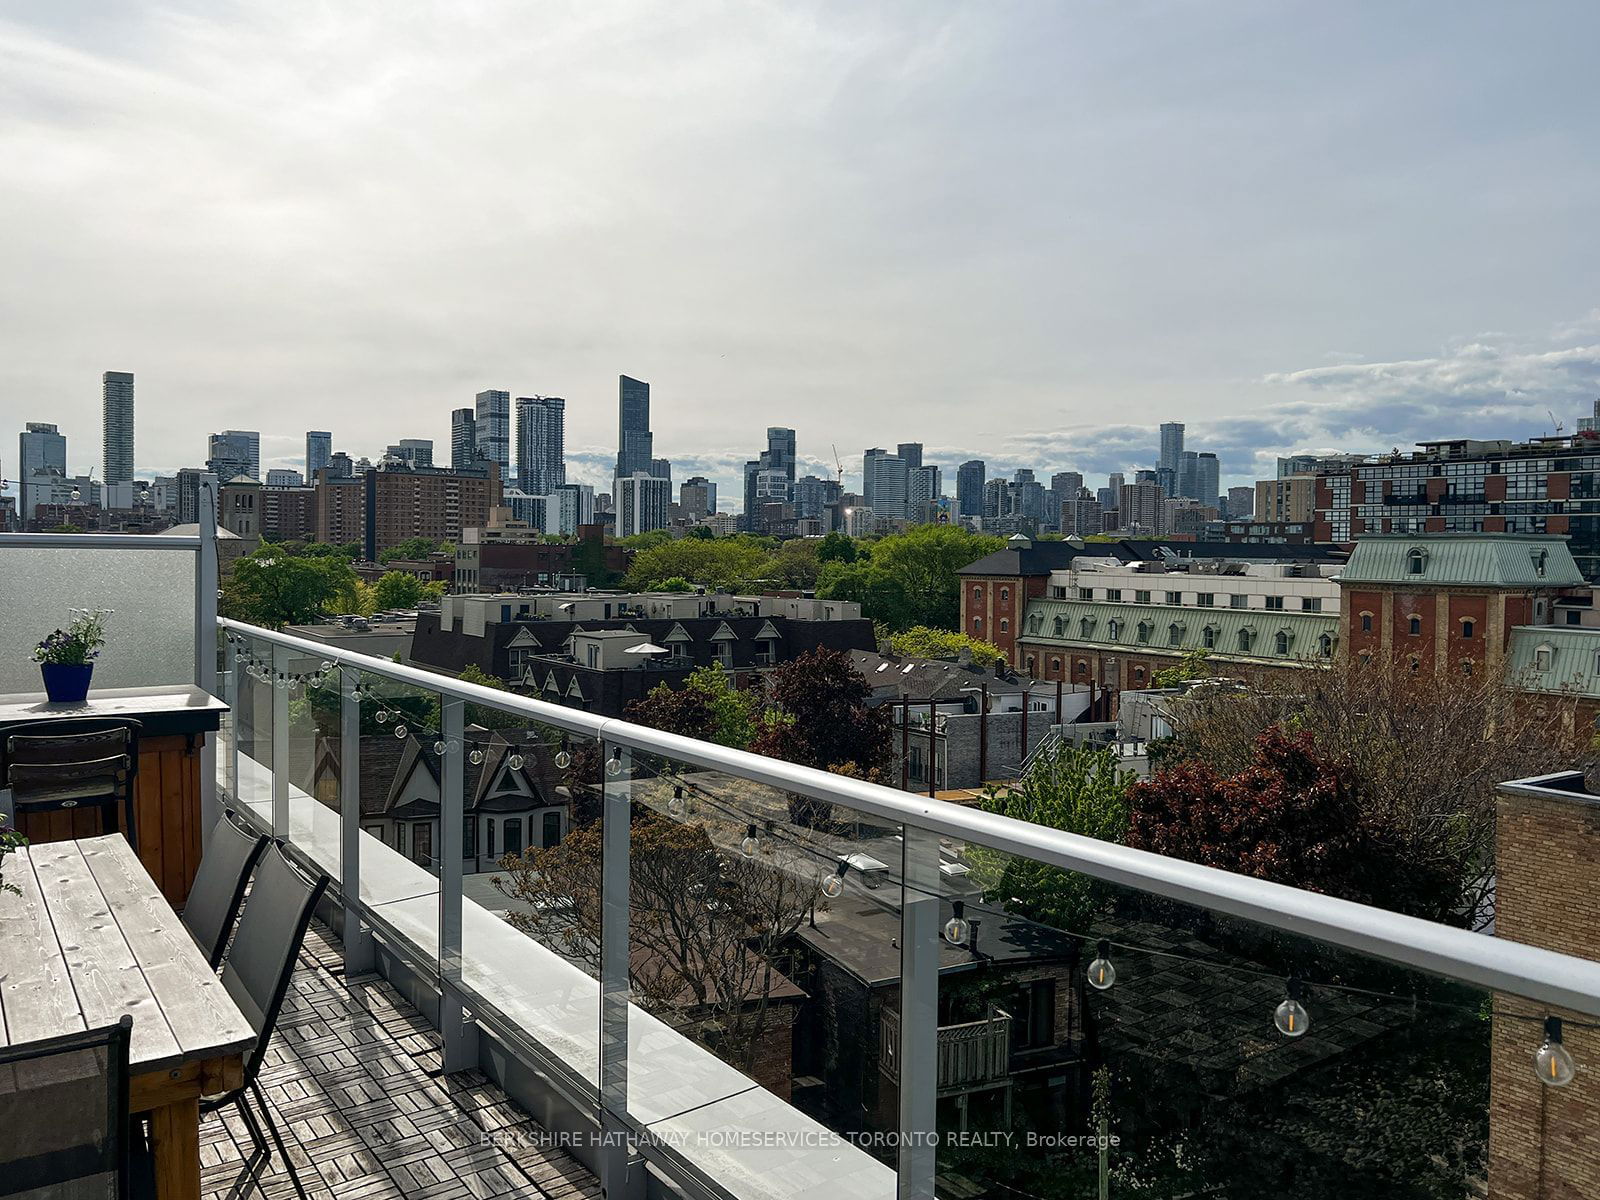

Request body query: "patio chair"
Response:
[0, 717, 142, 848]
[206, 842, 328, 1200]
[0, 1015, 134, 1200]
[182, 809, 270, 968]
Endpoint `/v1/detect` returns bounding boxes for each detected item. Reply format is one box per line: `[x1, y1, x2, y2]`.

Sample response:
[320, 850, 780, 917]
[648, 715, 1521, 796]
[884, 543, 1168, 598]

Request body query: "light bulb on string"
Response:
[1087, 939, 1116, 990]
[274, 674, 287, 691]
[821, 861, 849, 899]
[376, 710, 389, 724]
[740, 824, 760, 858]
[434, 741, 447, 755]
[393, 724, 408, 739]
[667, 786, 686, 819]
[554, 740, 572, 770]
[605, 748, 624, 777]
[508, 753, 525, 771]
[943, 900, 971, 946]
[1535, 1016, 1576, 1086]
[321, 660, 334, 672]
[469, 748, 485, 766]
[1274, 977, 1309, 1038]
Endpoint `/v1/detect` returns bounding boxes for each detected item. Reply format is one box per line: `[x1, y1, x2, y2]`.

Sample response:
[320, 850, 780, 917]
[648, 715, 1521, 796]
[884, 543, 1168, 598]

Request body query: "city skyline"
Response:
[6, 6, 1600, 503]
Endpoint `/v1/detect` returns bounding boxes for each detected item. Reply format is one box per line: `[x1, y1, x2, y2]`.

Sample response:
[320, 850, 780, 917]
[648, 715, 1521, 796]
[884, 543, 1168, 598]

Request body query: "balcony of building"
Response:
[5, 512, 1600, 1200]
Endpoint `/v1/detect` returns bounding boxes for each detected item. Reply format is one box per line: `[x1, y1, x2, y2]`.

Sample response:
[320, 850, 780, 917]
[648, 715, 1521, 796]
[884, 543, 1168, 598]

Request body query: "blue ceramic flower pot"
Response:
[41, 662, 94, 703]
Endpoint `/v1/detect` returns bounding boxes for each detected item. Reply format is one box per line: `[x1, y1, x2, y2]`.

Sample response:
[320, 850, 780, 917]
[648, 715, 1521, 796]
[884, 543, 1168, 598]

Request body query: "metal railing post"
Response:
[195, 480, 220, 830]
[222, 634, 239, 807]
[340, 666, 374, 974]
[898, 825, 940, 1200]
[598, 741, 639, 1200]
[437, 697, 475, 1072]
[270, 642, 289, 835]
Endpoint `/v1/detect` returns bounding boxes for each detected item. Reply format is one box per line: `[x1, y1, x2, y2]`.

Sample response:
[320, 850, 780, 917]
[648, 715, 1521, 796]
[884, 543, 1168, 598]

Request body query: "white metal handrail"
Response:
[218, 613, 1600, 1020]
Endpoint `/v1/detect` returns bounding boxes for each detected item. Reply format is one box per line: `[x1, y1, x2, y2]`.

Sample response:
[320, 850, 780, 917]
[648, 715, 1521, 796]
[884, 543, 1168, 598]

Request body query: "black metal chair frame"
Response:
[0, 717, 143, 848]
[0, 1014, 133, 1200]
[183, 808, 270, 969]
[201, 843, 328, 1200]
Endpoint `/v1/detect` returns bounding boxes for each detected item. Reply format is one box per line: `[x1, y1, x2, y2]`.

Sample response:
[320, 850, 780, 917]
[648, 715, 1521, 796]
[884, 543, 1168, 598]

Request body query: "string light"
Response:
[554, 739, 572, 770]
[821, 860, 849, 899]
[376, 710, 389, 724]
[393, 724, 408, 739]
[606, 747, 624, 777]
[944, 900, 971, 946]
[469, 749, 485, 766]
[507, 753, 525, 771]
[1275, 977, 1309, 1038]
[1535, 1017, 1576, 1086]
[434, 740, 448, 755]
[667, 786, 686, 819]
[1087, 939, 1116, 990]
[740, 823, 761, 858]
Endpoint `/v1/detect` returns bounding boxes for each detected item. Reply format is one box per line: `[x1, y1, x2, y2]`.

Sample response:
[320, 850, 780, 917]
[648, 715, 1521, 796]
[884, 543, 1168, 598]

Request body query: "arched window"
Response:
[1053, 615, 1065, 637]
[1080, 618, 1094, 638]
[999, 618, 1009, 633]
[1408, 615, 1422, 636]
[1202, 626, 1217, 649]
[1360, 612, 1373, 633]
[1532, 550, 1548, 577]
[1137, 622, 1152, 644]
[1025, 655, 1035, 673]
[1461, 619, 1475, 639]
[1237, 629, 1253, 652]
[972, 585, 982, 600]
[972, 617, 983, 631]
[1319, 633, 1333, 657]
[1407, 547, 1427, 576]
[1275, 630, 1291, 655]
[1029, 614, 1042, 634]
[1133, 666, 1146, 684]
[1050, 657, 1061, 673]
[1107, 619, 1121, 641]
[1168, 623, 1183, 647]
[1075, 660, 1088, 676]
[1000, 587, 1010, 602]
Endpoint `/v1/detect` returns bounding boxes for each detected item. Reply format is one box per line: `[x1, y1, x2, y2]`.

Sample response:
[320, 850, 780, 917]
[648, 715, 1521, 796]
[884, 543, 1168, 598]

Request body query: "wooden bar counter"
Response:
[0, 684, 228, 907]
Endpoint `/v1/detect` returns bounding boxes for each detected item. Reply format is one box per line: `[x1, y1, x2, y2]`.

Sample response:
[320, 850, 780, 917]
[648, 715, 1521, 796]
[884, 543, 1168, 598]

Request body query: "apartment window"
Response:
[1107, 619, 1121, 641]
[1106, 589, 1122, 601]
[716, 642, 734, 668]
[1265, 596, 1285, 611]
[972, 617, 983, 632]
[1196, 593, 1214, 607]
[972, 585, 982, 600]
[1461, 619, 1475, 639]
[1079, 618, 1094, 638]
[1319, 633, 1333, 657]
[1567, 610, 1583, 626]
[1167, 623, 1183, 646]
[1302, 598, 1322, 612]
[1000, 587, 1010, 602]
[1360, 612, 1373, 633]
[1532, 550, 1548, 577]
[1276, 630, 1291, 655]
[1135, 590, 1151, 604]
[1408, 615, 1422, 636]
[1165, 590, 1181, 604]
[1137, 622, 1152, 644]
[1202, 626, 1217, 649]
[1078, 587, 1095, 600]
[1237, 629, 1254, 652]
[1407, 547, 1426, 576]
[1230, 594, 1247, 609]
[999, 619, 1009, 633]
[1052, 615, 1065, 636]
[1050, 657, 1061, 673]
[754, 639, 777, 666]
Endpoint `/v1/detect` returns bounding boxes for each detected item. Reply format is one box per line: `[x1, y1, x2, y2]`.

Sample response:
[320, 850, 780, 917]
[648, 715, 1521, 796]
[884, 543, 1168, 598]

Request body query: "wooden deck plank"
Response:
[78, 834, 255, 1064]
[26, 837, 185, 1071]
[0, 844, 86, 1047]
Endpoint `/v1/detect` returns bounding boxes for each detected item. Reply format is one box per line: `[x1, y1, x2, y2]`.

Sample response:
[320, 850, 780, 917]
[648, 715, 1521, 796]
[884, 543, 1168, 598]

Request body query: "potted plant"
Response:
[33, 608, 111, 703]
[0, 816, 23, 897]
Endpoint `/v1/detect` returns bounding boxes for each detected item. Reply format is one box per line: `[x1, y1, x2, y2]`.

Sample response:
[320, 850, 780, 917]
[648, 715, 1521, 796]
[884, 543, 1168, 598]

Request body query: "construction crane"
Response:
[1548, 410, 1566, 437]
[830, 443, 844, 485]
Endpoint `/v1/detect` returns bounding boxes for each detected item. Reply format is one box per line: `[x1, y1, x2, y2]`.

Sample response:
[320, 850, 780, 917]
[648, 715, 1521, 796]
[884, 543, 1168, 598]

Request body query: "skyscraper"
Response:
[207, 432, 255, 481]
[617, 471, 670, 537]
[616, 375, 653, 478]
[863, 448, 908, 520]
[451, 409, 477, 469]
[680, 477, 717, 520]
[1176, 451, 1199, 501]
[306, 431, 332, 481]
[896, 442, 924, 470]
[793, 475, 841, 520]
[219, 430, 260, 479]
[956, 460, 986, 518]
[474, 390, 511, 474]
[18, 422, 66, 527]
[742, 427, 797, 531]
[385, 440, 434, 469]
[1196, 452, 1220, 509]
[102, 371, 134, 485]
[1159, 422, 1185, 479]
[515, 395, 566, 494]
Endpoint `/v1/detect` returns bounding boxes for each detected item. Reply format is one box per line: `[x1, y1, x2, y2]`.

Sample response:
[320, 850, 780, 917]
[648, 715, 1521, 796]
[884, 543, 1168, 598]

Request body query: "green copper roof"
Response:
[1341, 534, 1582, 587]
[1019, 599, 1339, 665]
[1507, 626, 1600, 697]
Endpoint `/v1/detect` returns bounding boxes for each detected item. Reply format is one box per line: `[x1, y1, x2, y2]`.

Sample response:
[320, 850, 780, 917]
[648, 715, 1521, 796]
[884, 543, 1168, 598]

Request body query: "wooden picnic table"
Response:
[0, 834, 255, 1199]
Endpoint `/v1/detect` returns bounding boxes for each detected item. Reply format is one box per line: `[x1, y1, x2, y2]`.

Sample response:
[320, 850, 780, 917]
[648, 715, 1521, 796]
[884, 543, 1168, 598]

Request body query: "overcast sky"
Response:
[4, 1, 1600, 506]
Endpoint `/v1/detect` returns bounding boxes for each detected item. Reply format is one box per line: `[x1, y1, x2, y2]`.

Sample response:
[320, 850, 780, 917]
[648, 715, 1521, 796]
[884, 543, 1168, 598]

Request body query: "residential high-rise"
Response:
[896, 442, 924, 470]
[217, 430, 259, 479]
[1176, 450, 1199, 500]
[1060, 492, 1102, 537]
[1159, 422, 1184, 481]
[956, 460, 986, 518]
[175, 468, 218, 525]
[385, 440, 434, 469]
[616, 375, 653, 478]
[102, 371, 134, 485]
[544, 483, 596, 536]
[616, 471, 670, 538]
[515, 396, 566, 495]
[1051, 471, 1084, 501]
[361, 462, 502, 560]
[207, 431, 255, 482]
[862, 448, 908, 520]
[1226, 485, 1255, 520]
[326, 451, 355, 479]
[742, 427, 797, 532]
[1195, 452, 1220, 510]
[306, 431, 332, 481]
[474, 390, 511, 474]
[793, 475, 841, 521]
[265, 469, 303, 488]
[451, 409, 477, 468]
[1107, 472, 1125, 493]
[908, 464, 942, 511]
[18, 422, 67, 527]
[680, 477, 717, 520]
[1119, 482, 1166, 534]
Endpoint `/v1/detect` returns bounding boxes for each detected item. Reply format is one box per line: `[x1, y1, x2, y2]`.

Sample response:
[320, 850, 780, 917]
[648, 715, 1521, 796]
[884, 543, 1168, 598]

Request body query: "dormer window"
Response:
[1053, 615, 1065, 636]
[1534, 644, 1553, 672]
[1319, 633, 1334, 657]
[1237, 629, 1254, 652]
[1406, 547, 1427, 576]
[1532, 549, 1548, 577]
[1107, 619, 1121, 641]
[1202, 625, 1217, 649]
[1276, 630, 1292, 655]
[1167, 622, 1183, 647]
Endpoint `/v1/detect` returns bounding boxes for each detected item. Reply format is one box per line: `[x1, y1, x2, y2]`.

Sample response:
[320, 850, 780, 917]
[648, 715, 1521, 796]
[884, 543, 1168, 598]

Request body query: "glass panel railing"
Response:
[918, 828, 1515, 1199]
[0, 546, 196, 693]
[229, 631, 274, 823]
[618, 747, 904, 1197]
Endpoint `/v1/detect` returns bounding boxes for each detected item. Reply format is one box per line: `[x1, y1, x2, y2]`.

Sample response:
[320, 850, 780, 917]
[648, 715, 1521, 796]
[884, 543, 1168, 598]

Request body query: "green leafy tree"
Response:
[221, 543, 362, 628]
[815, 560, 915, 629]
[658, 576, 693, 592]
[371, 571, 426, 609]
[1150, 648, 1211, 688]
[751, 648, 893, 781]
[970, 743, 1134, 930]
[378, 536, 447, 563]
[620, 529, 676, 551]
[626, 537, 774, 592]
[816, 531, 858, 563]
[888, 625, 1005, 669]
[627, 664, 763, 749]
[769, 538, 823, 589]
[819, 525, 1001, 630]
